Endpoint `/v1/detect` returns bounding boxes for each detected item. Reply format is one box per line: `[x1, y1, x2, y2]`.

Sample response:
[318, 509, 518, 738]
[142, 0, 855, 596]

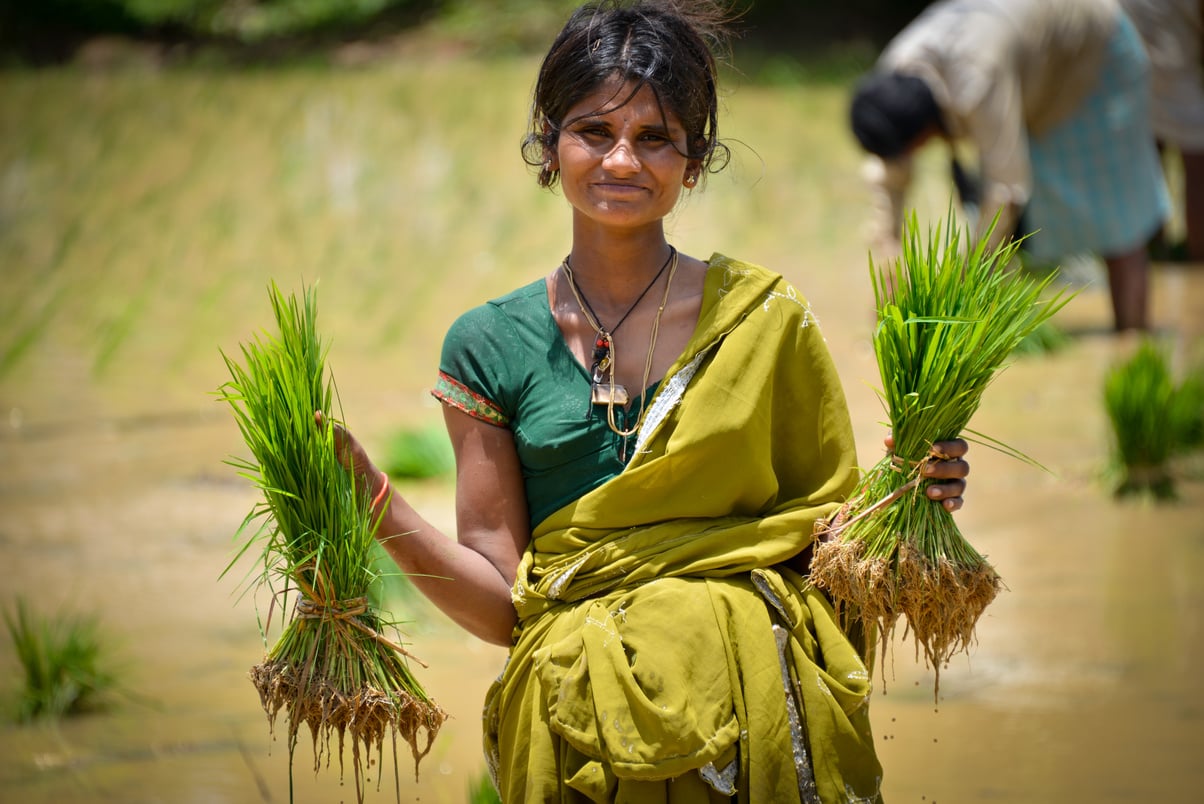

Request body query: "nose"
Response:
[602, 139, 641, 175]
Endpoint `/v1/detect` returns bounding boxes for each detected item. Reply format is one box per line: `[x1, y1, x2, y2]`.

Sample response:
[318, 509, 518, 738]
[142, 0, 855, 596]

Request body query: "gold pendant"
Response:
[591, 383, 629, 406]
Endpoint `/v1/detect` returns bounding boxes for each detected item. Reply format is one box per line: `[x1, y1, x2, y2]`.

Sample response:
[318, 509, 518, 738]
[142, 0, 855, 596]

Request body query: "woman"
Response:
[849, 0, 1171, 332]
[334, 2, 969, 800]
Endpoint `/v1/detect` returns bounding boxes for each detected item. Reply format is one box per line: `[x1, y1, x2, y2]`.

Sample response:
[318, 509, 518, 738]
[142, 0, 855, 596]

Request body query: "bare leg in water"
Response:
[1104, 245, 1151, 331]
[1184, 149, 1204, 262]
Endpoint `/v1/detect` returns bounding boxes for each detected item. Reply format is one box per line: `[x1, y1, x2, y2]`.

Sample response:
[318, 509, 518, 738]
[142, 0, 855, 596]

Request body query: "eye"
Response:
[572, 122, 610, 139]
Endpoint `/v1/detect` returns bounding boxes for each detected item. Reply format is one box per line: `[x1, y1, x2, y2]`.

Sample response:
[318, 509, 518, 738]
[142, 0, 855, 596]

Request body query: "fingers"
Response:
[926, 476, 965, 497]
[929, 437, 968, 460]
[937, 493, 964, 512]
[877, 435, 970, 512]
[924, 439, 968, 512]
[923, 456, 969, 480]
[883, 436, 968, 459]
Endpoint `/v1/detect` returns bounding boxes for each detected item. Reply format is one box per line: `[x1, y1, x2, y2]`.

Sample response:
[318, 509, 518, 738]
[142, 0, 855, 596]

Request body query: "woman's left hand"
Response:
[886, 436, 970, 512]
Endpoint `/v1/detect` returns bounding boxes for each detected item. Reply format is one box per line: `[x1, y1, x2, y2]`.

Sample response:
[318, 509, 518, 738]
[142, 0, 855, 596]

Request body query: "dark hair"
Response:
[849, 71, 943, 159]
[522, 0, 733, 188]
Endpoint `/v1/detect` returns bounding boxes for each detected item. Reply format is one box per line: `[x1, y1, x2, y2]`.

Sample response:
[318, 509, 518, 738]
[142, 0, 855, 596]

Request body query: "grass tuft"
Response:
[1103, 339, 1203, 500]
[809, 209, 1070, 698]
[3, 597, 118, 722]
[381, 423, 455, 480]
[217, 282, 445, 803]
[468, 768, 502, 804]
[1011, 318, 1070, 356]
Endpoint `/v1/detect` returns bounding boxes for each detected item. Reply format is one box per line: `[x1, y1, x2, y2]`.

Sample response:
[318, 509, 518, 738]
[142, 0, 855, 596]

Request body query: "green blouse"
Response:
[432, 277, 660, 529]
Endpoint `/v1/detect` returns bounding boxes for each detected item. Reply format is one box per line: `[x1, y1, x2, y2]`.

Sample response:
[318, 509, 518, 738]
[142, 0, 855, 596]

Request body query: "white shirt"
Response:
[866, 0, 1118, 246]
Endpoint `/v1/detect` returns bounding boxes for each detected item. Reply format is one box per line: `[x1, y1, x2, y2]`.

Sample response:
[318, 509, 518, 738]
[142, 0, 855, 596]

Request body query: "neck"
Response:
[565, 235, 674, 313]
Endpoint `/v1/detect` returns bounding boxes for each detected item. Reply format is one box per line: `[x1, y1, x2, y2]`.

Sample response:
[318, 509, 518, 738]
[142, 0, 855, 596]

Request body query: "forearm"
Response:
[862, 154, 913, 252]
[974, 192, 1021, 254]
[373, 485, 518, 647]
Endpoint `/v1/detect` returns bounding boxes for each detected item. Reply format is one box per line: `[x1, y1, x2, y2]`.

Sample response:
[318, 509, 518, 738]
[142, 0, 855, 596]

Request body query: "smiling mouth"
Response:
[594, 182, 645, 194]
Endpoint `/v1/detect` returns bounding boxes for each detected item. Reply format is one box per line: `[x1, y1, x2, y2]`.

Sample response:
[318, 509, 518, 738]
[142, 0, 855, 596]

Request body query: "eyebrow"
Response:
[571, 114, 679, 136]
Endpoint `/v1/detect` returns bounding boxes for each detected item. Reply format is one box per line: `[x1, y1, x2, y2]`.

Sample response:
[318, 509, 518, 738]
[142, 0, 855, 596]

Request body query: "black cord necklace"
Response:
[563, 246, 676, 388]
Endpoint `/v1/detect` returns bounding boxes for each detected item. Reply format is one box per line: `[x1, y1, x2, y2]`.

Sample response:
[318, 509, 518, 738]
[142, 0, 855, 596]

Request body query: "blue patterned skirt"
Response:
[1023, 13, 1171, 260]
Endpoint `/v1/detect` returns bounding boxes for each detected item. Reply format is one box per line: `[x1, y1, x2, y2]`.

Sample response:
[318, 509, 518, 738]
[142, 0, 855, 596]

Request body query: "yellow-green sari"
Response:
[485, 256, 883, 803]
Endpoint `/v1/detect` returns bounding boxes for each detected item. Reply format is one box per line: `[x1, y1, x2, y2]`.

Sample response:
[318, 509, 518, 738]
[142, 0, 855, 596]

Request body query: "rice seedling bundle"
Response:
[3, 597, 118, 722]
[809, 212, 1068, 693]
[1178, 362, 1204, 452]
[218, 283, 445, 802]
[1103, 339, 1201, 500]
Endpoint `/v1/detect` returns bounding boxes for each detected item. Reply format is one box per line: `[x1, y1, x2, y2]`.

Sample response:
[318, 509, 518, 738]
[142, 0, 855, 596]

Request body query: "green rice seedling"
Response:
[1103, 339, 1199, 500]
[218, 283, 445, 803]
[468, 769, 503, 804]
[1011, 318, 1070, 356]
[809, 210, 1069, 695]
[367, 540, 426, 617]
[382, 423, 455, 481]
[1172, 358, 1204, 453]
[3, 597, 117, 722]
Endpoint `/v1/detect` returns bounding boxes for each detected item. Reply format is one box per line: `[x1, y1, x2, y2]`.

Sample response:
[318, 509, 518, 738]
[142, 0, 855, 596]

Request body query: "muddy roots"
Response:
[809, 534, 1002, 699]
[250, 660, 447, 801]
[894, 541, 1001, 695]
[809, 538, 905, 654]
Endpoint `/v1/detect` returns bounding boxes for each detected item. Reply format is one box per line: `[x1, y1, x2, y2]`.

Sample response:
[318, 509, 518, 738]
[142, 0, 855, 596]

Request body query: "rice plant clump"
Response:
[1011, 318, 1070, 356]
[382, 423, 455, 480]
[809, 212, 1069, 695]
[469, 769, 503, 804]
[218, 284, 445, 802]
[3, 597, 118, 722]
[1103, 339, 1202, 500]
[1171, 358, 1204, 454]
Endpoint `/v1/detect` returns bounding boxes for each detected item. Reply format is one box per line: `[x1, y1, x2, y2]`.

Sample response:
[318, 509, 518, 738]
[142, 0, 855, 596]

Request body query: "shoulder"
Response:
[705, 253, 786, 289]
[445, 277, 546, 337]
[458, 277, 546, 321]
[488, 277, 548, 309]
[691, 253, 821, 341]
[706, 253, 807, 306]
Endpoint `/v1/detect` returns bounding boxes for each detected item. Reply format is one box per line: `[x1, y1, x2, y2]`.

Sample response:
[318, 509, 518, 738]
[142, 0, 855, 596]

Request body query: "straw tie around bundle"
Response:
[292, 576, 427, 665]
[819, 449, 940, 540]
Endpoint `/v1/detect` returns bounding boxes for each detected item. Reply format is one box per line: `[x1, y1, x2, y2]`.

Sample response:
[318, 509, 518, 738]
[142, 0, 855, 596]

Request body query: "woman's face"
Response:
[553, 79, 695, 232]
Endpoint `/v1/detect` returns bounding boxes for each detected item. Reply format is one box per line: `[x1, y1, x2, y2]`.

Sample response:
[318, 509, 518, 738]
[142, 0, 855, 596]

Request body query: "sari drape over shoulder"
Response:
[485, 256, 884, 803]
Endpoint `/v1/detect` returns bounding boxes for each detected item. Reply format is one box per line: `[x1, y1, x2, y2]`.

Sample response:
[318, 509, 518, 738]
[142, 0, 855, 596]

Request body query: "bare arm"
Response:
[324, 408, 530, 646]
[861, 154, 914, 257]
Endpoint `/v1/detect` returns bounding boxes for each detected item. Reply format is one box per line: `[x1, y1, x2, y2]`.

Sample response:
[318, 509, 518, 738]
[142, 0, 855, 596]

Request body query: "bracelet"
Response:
[371, 470, 391, 510]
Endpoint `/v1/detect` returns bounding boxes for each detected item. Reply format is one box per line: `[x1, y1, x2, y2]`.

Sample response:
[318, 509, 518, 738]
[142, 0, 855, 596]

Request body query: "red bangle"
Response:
[371, 470, 390, 509]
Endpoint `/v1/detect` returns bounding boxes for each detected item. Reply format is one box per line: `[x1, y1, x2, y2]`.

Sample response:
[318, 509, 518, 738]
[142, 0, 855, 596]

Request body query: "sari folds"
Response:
[485, 256, 884, 803]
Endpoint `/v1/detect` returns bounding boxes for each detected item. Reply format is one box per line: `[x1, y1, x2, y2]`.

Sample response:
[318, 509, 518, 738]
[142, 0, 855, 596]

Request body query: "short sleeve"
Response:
[431, 303, 517, 428]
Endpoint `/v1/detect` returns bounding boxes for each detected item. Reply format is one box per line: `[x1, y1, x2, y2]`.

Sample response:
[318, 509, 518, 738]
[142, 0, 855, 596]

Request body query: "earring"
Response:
[684, 174, 697, 187]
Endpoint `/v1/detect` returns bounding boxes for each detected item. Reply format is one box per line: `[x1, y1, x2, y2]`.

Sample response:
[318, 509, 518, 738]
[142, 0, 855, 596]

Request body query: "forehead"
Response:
[565, 78, 681, 128]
